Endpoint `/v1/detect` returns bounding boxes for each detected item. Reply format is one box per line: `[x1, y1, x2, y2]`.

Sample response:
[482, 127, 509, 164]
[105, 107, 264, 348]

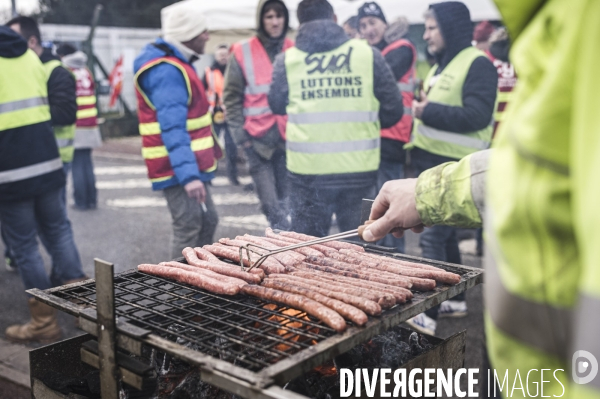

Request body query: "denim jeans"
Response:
[290, 182, 377, 237]
[217, 124, 238, 183]
[411, 148, 464, 320]
[245, 147, 289, 230]
[72, 149, 97, 209]
[163, 184, 219, 260]
[0, 187, 85, 291]
[376, 158, 406, 253]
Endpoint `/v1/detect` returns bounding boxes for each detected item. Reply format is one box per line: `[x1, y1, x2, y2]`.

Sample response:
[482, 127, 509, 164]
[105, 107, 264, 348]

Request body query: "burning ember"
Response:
[261, 304, 320, 352]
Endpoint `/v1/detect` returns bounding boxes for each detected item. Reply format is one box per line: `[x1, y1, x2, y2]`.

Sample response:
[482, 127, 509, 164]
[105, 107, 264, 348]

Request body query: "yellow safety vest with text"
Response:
[407, 46, 493, 160]
[44, 59, 76, 163]
[284, 39, 380, 175]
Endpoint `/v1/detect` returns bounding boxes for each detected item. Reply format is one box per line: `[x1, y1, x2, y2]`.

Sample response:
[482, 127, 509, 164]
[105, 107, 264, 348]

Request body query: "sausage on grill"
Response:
[261, 279, 368, 326]
[235, 236, 306, 264]
[159, 261, 249, 288]
[181, 247, 263, 283]
[240, 285, 347, 332]
[266, 275, 381, 316]
[203, 244, 285, 274]
[265, 228, 336, 255]
[289, 270, 412, 302]
[279, 231, 365, 252]
[138, 264, 243, 295]
[259, 236, 325, 258]
[269, 274, 395, 308]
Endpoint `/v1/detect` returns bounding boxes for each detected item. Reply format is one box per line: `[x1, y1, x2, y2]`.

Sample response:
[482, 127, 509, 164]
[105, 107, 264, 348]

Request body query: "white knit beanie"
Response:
[161, 1, 208, 43]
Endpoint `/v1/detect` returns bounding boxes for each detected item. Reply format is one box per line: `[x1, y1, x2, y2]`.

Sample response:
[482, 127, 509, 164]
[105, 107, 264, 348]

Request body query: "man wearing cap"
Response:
[133, 1, 222, 259]
[357, 3, 417, 254]
[224, 0, 293, 231]
[404, 2, 497, 334]
[268, 0, 403, 237]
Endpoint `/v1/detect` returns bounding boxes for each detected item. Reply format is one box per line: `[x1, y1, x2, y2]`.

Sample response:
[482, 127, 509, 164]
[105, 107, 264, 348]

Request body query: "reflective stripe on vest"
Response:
[0, 50, 51, 131]
[0, 157, 62, 184]
[204, 67, 224, 111]
[76, 95, 96, 106]
[142, 135, 215, 159]
[408, 47, 492, 159]
[284, 39, 380, 175]
[77, 107, 98, 120]
[139, 112, 212, 136]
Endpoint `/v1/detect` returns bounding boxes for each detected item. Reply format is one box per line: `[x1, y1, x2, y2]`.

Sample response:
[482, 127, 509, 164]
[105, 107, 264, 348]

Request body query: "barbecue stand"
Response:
[28, 246, 482, 398]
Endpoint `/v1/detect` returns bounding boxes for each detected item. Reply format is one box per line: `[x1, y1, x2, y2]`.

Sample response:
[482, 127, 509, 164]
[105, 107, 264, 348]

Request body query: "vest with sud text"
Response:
[70, 66, 103, 149]
[0, 50, 62, 186]
[381, 39, 416, 143]
[232, 36, 294, 139]
[284, 39, 380, 175]
[44, 59, 76, 163]
[135, 55, 222, 190]
[408, 47, 492, 160]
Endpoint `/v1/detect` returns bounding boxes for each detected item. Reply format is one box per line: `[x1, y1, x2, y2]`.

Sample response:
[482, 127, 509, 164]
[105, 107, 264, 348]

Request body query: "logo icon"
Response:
[572, 350, 598, 385]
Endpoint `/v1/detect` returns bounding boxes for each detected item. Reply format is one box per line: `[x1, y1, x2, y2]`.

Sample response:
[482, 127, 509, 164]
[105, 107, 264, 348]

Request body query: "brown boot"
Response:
[6, 298, 62, 344]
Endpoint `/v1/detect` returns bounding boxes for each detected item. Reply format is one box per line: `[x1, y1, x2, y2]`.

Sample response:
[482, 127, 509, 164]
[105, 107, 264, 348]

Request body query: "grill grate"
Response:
[53, 270, 337, 372]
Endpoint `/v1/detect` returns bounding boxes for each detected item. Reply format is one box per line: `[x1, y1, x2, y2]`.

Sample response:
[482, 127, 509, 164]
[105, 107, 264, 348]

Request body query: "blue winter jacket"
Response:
[134, 38, 215, 191]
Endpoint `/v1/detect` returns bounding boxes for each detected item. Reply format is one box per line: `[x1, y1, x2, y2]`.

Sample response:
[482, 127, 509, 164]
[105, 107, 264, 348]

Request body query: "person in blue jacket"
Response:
[133, 2, 221, 259]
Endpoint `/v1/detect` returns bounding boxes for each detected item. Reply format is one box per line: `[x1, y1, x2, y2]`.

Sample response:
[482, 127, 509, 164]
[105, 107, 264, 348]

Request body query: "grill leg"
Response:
[95, 258, 120, 399]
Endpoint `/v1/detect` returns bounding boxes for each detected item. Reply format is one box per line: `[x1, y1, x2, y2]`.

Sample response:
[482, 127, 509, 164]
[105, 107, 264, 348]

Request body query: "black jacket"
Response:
[0, 27, 64, 202]
[420, 2, 497, 134]
[268, 19, 403, 189]
[39, 48, 77, 127]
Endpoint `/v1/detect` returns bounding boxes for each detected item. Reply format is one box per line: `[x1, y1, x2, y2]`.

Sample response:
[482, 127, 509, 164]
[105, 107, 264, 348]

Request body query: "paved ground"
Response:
[0, 136, 484, 395]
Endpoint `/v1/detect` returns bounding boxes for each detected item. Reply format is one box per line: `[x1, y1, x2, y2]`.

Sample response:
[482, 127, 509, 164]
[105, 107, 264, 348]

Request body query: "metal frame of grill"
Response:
[28, 247, 483, 398]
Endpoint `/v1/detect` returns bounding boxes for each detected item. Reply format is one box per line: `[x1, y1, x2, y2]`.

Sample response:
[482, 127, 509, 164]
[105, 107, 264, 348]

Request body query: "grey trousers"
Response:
[163, 184, 218, 260]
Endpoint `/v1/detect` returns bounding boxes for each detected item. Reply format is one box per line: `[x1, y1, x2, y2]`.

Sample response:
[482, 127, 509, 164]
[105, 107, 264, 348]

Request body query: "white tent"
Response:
[197, 0, 501, 31]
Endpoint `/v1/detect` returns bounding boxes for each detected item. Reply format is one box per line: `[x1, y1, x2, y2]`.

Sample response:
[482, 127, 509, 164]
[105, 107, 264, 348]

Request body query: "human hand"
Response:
[412, 90, 428, 119]
[184, 180, 206, 204]
[361, 178, 424, 242]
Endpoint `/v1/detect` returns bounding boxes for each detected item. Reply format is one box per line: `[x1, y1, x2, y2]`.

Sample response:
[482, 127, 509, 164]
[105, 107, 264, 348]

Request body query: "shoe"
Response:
[405, 313, 436, 336]
[5, 298, 62, 344]
[243, 183, 254, 192]
[229, 177, 240, 186]
[5, 256, 17, 272]
[438, 300, 468, 318]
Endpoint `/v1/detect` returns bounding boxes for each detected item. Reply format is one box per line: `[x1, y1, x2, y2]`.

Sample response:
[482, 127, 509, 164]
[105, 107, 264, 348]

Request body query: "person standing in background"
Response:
[204, 44, 240, 186]
[56, 44, 103, 211]
[486, 27, 517, 138]
[404, 2, 497, 334]
[224, 0, 294, 230]
[342, 16, 360, 39]
[268, 0, 403, 237]
[134, 2, 222, 259]
[472, 20, 495, 52]
[0, 26, 86, 344]
[4, 16, 77, 273]
[358, 3, 416, 253]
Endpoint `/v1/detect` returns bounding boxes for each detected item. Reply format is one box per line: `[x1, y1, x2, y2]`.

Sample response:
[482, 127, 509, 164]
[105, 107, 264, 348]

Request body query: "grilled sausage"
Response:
[159, 261, 249, 288]
[240, 285, 347, 332]
[236, 235, 306, 263]
[265, 275, 382, 316]
[203, 244, 285, 275]
[181, 247, 263, 283]
[289, 271, 412, 302]
[338, 249, 460, 285]
[359, 251, 444, 271]
[261, 279, 368, 326]
[279, 231, 365, 252]
[259, 236, 324, 257]
[265, 228, 337, 255]
[269, 274, 395, 308]
[138, 264, 242, 295]
[193, 246, 266, 277]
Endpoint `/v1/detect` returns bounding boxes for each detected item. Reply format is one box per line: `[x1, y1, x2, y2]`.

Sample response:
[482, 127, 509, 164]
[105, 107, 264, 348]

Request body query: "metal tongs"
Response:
[239, 229, 361, 272]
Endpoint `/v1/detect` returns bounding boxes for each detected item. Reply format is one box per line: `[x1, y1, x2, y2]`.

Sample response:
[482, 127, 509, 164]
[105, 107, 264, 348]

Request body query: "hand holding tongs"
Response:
[239, 222, 376, 272]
